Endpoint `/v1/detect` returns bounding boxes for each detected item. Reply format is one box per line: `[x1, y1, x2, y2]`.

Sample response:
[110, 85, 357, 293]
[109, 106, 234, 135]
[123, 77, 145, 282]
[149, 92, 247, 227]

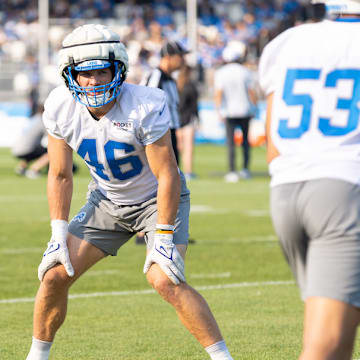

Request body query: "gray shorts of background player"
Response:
[270, 178, 360, 307]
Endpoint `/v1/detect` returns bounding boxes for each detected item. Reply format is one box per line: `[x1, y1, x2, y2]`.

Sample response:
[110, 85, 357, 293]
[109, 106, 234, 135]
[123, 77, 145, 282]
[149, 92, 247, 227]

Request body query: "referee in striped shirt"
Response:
[143, 41, 189, 163]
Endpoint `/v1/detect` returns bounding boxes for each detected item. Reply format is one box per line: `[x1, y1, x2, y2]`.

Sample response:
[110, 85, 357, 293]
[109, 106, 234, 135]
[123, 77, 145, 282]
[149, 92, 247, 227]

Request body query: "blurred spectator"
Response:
[214, 41, 257, 182]
[176, 64, 199, 181]
[11, 103, 48, 179]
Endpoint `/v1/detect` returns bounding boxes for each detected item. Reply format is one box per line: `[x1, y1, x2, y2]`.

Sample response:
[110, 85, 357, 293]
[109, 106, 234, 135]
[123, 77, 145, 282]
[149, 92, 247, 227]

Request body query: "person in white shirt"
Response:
[25, 24, 233, 360]
[214, 41, 257, 182]
[259, 1, 360, 358]
[12, 104, 49, 179]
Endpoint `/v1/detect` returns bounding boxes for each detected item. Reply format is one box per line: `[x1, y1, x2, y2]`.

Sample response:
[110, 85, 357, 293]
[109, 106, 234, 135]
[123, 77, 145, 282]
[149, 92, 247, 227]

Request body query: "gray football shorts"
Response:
[69, 174, 190, 256]
[270, 178, 360, 307]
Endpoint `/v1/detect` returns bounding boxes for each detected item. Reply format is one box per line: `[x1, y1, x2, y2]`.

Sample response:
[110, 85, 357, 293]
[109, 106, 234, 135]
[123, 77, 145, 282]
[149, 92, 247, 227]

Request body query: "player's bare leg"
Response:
[146, 244, 231, 358]
[33, 233, 105, 341]
[299, 297, 360, 360]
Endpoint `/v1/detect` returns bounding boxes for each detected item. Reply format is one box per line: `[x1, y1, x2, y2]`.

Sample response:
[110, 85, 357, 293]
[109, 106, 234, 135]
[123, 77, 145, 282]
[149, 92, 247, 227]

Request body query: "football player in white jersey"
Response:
[25, 24, 233, 360]
[259, 1, 360, 359]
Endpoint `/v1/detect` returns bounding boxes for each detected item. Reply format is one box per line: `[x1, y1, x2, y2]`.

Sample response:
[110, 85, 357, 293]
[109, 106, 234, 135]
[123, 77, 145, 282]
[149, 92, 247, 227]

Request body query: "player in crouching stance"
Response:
[26, 24, 233, 360]
[259, 1, 360, 359]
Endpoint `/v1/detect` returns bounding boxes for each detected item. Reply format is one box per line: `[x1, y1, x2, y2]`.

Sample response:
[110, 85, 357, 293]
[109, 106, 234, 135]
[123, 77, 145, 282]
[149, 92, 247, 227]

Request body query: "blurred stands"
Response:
[0, 0, 319, 104]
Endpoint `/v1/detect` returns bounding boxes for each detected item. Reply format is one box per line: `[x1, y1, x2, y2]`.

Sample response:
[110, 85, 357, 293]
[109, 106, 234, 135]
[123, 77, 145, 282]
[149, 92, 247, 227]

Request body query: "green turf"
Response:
[0, 145, 359, 359]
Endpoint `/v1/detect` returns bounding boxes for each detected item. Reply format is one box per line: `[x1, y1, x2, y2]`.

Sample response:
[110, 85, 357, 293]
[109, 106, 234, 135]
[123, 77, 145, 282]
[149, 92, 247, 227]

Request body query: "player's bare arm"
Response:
[265, 92, 280, 164]
[37, 134, 75, 281]
[145, 129, 180, 225]
[47, 134, 74, 221]
[143, 129, 185, 285]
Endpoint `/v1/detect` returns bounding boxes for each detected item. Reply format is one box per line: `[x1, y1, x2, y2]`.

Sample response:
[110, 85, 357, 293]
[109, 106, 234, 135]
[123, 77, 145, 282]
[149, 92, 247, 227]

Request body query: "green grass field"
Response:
[0, 144, 359, 360]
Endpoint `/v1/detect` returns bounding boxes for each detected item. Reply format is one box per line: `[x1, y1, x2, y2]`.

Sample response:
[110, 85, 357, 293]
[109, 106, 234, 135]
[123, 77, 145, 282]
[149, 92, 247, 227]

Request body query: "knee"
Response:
[42, 266, 72, 291]
[147, 270, 178, 304]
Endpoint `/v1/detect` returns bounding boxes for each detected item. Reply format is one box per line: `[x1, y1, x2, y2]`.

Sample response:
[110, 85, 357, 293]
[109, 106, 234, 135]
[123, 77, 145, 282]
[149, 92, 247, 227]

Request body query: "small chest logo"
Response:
[112, 121, 133, 131]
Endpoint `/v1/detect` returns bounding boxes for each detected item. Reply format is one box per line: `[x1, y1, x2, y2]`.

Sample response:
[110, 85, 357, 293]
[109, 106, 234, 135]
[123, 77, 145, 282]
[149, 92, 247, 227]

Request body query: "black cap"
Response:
[160, 41, 189, 57]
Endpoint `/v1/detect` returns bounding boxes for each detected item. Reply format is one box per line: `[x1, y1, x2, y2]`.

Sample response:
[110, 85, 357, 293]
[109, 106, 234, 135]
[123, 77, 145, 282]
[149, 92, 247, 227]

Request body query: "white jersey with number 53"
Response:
[43, 82, 170, 205]
[259, 19, 360, 187]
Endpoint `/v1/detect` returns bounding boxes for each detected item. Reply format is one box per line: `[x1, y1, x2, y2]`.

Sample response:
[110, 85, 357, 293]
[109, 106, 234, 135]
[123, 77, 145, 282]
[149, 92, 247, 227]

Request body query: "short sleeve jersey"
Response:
[43, 83, 170, 205]
[214, 63, 254, 118]
[259, 19, 360, 187]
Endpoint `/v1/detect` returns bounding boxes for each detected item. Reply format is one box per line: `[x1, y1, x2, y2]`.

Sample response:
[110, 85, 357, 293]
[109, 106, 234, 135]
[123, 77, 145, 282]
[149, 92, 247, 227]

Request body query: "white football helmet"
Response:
[311, 0, 360, 14]
[58, 24, 129, 108]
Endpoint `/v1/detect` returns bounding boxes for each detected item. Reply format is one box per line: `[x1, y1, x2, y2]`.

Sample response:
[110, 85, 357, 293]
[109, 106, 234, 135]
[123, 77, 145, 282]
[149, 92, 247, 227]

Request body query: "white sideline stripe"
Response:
[0, 195, 47, 202]
[0, 194, 84, 202]
[0, 280, 294, 305]
[190, 272, 231, 279]
[85, 270, 120, 277]
[229, 236, 277, 243]
[190, 205, 233, 214]
[0, 236, 277, 254]
[190, 205, 216, 213]
[243, 210, 269, 217]
[88, 271, 231, 279]
[190, 205, 270, 217]
[0, 247, 43, 254]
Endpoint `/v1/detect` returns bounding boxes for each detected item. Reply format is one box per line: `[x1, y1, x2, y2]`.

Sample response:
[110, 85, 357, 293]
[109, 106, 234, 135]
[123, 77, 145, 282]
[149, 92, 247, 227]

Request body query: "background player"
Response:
[214, 41, 257, 182]
[12, 103, 49, 179]
[259, 1, 360, 358]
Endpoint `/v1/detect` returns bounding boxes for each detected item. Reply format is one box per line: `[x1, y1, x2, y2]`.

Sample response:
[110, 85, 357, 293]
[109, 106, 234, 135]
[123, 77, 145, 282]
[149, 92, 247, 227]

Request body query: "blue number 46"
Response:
[279, 68, 360, 138]
[77, 139, 143, 181]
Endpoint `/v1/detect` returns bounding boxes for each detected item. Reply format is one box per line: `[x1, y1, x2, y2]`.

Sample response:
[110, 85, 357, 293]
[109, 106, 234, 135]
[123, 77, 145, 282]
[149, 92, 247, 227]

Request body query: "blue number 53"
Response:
[279, 68, 360, 138]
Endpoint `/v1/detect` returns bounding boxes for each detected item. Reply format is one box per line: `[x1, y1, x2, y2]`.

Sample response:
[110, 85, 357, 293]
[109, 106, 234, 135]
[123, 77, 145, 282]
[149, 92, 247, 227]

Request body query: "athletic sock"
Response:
[26, 337, 52, 360]
[205, 340, 234, 360]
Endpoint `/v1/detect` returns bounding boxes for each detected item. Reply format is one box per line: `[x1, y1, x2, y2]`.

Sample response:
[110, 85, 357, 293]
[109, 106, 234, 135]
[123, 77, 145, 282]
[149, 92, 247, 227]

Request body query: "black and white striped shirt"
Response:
[143, 68, 180, 129]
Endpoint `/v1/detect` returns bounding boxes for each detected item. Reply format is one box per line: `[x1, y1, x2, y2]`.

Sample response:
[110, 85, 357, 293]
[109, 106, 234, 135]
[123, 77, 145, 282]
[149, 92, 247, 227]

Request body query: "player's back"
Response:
[215, 63, 253, 118]
[259, 19, 360, 186]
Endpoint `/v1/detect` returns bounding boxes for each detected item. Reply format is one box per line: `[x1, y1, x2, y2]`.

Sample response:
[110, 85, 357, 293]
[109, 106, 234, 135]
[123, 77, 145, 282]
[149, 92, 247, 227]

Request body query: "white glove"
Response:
[143, 225, 185, 285]
[38, 220, 74, 281]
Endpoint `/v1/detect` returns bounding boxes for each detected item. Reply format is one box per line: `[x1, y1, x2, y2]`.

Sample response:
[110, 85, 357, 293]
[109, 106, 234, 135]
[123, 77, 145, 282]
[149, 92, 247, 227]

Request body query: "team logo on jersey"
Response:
[112, 121, 133, 131]
[71, 211, 86, 223]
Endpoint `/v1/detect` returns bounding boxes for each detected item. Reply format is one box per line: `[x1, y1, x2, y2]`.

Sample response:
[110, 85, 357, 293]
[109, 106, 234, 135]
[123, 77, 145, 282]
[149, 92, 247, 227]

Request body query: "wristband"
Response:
[156, 224, 175, 231]
[156, 224, 174, 235]
[51, 219, 68, 239]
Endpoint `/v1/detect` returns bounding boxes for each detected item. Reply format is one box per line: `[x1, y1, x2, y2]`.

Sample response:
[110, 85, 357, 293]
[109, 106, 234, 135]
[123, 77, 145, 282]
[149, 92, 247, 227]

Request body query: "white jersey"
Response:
[259, 19, 360, 187]
[214, 62, 254, 118]
[43, 83, 170, 205]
